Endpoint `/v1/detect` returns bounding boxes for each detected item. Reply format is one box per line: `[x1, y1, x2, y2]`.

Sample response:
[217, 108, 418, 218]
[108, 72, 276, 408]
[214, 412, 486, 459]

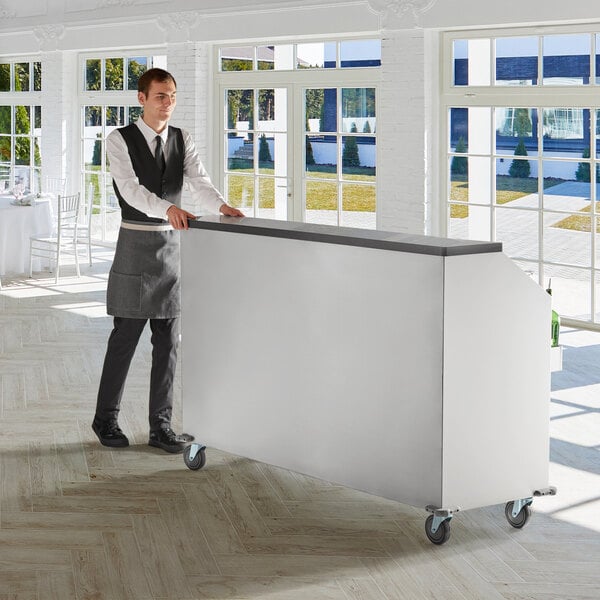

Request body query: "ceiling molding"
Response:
[368, 0, 437, 29]
[0, 0, 378, 48]
[157, 11, 201, 42]
[34, 24, 66, 51]
[0, 1, 16, 19]
[95, 0, 140, 7]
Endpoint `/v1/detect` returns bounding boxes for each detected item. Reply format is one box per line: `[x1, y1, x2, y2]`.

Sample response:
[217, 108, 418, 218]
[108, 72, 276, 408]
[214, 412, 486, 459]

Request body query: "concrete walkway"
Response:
[450, 181, 598, 320]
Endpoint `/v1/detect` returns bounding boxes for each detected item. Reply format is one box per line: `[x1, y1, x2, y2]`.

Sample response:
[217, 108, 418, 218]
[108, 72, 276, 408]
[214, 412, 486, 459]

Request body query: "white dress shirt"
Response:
[106, 117, 224, 220]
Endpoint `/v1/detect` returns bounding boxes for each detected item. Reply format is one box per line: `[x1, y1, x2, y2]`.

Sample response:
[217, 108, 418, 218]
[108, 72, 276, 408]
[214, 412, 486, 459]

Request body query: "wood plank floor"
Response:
[1, 254, 599, 599]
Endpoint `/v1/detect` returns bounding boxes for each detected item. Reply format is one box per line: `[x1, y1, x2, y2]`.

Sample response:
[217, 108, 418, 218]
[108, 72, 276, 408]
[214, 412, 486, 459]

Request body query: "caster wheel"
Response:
[425, 514, 451, 545]
[183, 445, 206, 471]
[505, 501, 531, 529]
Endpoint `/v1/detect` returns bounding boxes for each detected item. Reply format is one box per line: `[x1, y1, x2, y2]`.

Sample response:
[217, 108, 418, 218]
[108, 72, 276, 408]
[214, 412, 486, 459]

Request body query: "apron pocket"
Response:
[107, 270, 142, 312]
[141, 271, 181, 317]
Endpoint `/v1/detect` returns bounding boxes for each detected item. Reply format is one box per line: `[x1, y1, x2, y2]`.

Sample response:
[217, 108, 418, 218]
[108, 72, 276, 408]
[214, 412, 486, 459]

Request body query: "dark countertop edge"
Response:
[189, 217, 502, 257]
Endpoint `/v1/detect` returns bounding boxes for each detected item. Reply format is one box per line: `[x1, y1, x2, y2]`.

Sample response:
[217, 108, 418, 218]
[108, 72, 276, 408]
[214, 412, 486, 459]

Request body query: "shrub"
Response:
[343, 123, 360, 168]
[92, 133, 102, 166]
[509, 138, 531, 179]
[451, 136, 467, 175]
[575, 147, 599, 183]
[258, 134, 272, 163]
[306, 137, 315, 166]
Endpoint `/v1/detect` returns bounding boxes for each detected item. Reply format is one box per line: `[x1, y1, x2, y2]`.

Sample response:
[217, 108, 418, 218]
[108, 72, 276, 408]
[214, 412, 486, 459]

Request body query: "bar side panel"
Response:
[442, 253, 551, 510]
[182, 230, 445, 508]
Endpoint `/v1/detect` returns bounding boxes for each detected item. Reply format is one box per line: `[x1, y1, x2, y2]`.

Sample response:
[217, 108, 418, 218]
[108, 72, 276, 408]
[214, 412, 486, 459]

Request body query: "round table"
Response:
[0, 194, 53, 277]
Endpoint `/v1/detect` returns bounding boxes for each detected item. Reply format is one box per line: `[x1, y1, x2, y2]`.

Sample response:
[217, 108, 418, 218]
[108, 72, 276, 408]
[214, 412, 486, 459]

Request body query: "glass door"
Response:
[222, 83, 377, 228]
[217, 40, 380, 228]
[224, 87, 289, 219]
[304, 86, 376, 228]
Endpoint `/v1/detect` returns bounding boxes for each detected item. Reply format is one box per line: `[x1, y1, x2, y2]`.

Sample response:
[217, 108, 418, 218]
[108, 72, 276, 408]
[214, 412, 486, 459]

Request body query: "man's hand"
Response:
[166, 205, 196, 230]
[219, 204, 245, 217]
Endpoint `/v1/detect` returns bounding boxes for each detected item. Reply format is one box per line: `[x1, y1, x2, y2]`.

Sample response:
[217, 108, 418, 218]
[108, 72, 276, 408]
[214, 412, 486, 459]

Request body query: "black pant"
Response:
[95, 316, 179, 432]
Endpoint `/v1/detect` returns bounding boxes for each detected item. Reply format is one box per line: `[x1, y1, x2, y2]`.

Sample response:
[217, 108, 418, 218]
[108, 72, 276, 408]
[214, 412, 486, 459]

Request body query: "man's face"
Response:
[138, 79, 177, 124]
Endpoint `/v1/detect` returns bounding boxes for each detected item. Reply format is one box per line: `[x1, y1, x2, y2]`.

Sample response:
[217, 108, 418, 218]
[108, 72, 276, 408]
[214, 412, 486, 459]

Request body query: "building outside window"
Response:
[0, 60, 42, 193]
[443, 27, 600, 327]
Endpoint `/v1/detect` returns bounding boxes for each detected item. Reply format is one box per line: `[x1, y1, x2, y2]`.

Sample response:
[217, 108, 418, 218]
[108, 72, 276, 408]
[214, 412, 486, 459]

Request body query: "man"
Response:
[92, 67, 243, 453]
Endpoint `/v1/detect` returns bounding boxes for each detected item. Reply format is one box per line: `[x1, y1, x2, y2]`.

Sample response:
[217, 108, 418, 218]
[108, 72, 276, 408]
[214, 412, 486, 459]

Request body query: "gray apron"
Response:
[107, 220, 180, 319]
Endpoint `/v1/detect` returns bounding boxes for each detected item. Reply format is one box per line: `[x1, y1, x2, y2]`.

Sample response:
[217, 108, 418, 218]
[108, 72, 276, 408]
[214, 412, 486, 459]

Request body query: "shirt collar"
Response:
[136, 117, 168, 147]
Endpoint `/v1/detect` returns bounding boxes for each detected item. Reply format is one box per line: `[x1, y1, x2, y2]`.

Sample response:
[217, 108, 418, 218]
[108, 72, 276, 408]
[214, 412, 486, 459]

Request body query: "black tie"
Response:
[155, 135, 166, 173]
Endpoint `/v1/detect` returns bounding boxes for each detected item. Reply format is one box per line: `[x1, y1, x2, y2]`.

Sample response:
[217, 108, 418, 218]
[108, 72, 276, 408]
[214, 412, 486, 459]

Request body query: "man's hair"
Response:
[137, 68, 177, 96]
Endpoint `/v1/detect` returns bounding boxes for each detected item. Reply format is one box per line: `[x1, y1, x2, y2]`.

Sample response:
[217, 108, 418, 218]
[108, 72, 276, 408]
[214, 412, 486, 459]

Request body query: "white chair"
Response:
[30, 192, 81, 284]
[78, 183, 94, 266]
[42, 177, 67, 222]
[42, 177, 66, 196]
[65, 183, 93, 266]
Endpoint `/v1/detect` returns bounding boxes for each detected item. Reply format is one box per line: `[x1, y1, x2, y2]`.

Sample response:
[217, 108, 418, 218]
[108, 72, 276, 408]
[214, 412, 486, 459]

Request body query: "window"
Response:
[220, 40, 381, 71]
[217, 39, 379, 228]
[444, 27, 600, 326]
[79, 52, 166, 243]
[305, 87, 376, 227]
[225, 87, 289, 219]
[453, 34, 593, 87]
[0, 61, 41, 92]
[82, 104, 142, 242]
[84, 56, 151, 92]
[0, 104, 42, 192]
[0, 60, 42, 191]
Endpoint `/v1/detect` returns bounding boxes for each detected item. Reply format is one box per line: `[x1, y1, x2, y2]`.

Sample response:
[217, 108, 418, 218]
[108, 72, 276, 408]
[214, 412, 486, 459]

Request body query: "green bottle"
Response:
[546, 279, 560, 348]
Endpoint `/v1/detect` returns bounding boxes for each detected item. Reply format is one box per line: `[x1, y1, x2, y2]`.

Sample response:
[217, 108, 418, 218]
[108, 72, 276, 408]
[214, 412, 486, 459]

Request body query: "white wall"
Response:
[40, 51, 78, 193]
[420, 0, 600, 29]
[2, 1, 600, 234]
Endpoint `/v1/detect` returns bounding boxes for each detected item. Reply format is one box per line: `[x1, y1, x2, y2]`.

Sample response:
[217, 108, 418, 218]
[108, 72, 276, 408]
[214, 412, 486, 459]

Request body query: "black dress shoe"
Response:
[92, 419, 129, 448]
[148, 428, 190, 453]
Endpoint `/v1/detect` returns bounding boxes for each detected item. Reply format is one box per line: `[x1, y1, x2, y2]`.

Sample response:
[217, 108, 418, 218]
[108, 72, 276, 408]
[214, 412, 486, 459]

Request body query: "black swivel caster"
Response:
[425, 514, 451, 545]
[183, 443, 206, 470]
[504, 500, 531, 528]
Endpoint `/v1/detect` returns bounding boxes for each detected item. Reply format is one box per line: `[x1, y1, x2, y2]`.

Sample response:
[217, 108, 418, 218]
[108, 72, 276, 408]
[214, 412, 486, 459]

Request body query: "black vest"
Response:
[113, 124, 185, 223]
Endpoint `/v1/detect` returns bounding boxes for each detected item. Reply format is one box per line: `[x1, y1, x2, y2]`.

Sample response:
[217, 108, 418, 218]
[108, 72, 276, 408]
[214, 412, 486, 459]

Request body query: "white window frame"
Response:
[440, 24, 600, 328]
[213, 38, 381, 225]
[0, 56, 42, 192]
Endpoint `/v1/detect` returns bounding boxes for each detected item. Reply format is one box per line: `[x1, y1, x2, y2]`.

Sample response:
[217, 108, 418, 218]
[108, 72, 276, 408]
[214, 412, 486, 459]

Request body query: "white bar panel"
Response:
[442, 252, 551, 510]
[182, 229, 445, 508]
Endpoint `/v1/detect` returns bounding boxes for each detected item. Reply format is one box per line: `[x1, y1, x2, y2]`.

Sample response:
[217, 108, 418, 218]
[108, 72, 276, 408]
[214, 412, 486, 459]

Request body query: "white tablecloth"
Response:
[0, 194, 53, 276]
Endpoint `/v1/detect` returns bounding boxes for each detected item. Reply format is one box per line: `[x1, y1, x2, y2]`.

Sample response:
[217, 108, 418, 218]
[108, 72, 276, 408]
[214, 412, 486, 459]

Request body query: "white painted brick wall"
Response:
[378, 30, 426, 234]
[167, 42, 211, 155]
[167, 42, 197, 137]
[41, 50, 78, 194]
[167, 42, 218, 213]
[41, 52, 64, 187]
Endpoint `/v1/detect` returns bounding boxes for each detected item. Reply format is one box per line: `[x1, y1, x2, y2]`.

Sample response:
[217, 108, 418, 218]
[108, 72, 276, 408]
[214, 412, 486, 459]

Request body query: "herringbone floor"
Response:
[1, 252, 599, 600]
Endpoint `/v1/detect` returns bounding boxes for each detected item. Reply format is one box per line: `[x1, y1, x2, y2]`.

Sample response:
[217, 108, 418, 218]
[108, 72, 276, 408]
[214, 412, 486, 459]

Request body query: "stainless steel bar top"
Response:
[188, 216, 502, 257]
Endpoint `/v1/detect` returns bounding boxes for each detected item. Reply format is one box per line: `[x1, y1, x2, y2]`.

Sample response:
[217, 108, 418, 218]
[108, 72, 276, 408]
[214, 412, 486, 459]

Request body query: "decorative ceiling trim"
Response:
[96, 0, 139, 7]
[368, 0, 437, 28]
[34, 24, 65, 51]
[157, 11, 201, 43]
[0, 1, 16, 19]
